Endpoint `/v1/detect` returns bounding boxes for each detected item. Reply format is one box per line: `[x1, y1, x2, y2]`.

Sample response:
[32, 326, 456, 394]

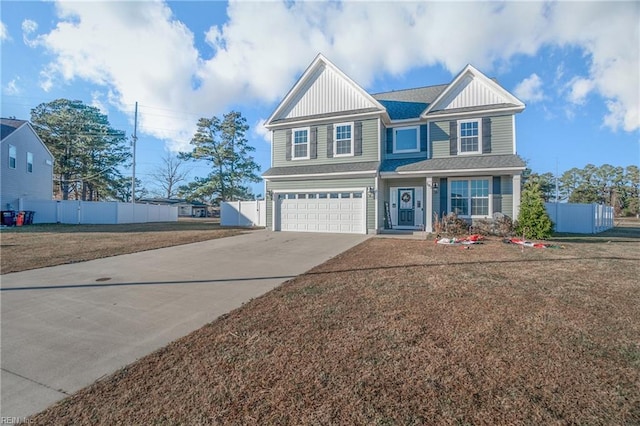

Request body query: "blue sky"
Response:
[1, 1, 639, 197]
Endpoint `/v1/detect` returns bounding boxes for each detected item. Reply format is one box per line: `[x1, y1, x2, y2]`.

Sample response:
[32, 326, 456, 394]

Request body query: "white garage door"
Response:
[278, 191, 365, 234]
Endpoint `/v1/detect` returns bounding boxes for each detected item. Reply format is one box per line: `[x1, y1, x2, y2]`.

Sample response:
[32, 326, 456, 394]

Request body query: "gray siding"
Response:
[430, 121, 450, 158]
[500, 175, 514, 217]
[429, 115, 514, 158]
[273, 118, 378, 168]
[266, 177, 376, 232]
[1, 126, 54, 209]
[489, 115, 514, 155]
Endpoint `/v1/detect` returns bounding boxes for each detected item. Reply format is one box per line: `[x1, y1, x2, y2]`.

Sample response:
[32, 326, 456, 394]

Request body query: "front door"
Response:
[397, 188, 415, 226]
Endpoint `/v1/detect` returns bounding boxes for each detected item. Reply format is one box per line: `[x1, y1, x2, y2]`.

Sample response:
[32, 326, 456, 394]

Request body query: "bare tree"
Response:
[149, 153, 190, 199]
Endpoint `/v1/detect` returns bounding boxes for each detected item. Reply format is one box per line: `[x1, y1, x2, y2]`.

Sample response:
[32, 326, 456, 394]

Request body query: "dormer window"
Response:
[292, 127, 310, 160]
[458, 119, 481, 154]
[393, 126, 419, 153]
[334, 123, 353, 156]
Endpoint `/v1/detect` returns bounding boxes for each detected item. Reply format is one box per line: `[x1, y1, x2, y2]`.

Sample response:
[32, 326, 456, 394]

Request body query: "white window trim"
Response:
[291, 127, 310, 160]
[333, 121, 354, 157]
[457, 118, 482, 155]
[393, 126, 420, 153]
[8, 144, 16, 169]
[447, 177, 492, 218]
[27, 152, 33, 173]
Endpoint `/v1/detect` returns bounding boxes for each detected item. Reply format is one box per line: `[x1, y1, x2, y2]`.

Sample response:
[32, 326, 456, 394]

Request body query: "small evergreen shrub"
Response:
[516, 181, 554, 239]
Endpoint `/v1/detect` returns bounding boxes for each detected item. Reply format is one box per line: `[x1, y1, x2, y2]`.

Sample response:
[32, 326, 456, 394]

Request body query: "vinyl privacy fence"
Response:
[545, 202, 614, 234]
[221, 200, 266, 227]
[22, 199, 178, 224]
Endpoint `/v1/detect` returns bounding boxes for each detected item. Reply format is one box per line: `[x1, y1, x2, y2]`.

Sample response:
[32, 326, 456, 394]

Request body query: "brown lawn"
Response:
[0, 219, 246, 274]
[28, 226, 640, 425]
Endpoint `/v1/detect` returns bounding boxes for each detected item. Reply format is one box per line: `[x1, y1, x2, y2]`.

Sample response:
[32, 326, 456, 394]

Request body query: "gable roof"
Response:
[0, 117, 55, 161]
[1, 118, 29, 141]
[422, 64, 524, 117]
[266, 54, 388, 127]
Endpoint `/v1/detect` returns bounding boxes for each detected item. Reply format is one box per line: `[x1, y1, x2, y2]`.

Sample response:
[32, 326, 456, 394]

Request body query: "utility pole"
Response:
[132, 101, 138, 203]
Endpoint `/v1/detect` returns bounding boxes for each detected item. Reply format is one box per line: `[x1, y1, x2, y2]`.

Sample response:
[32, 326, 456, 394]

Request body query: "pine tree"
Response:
[180, 111, 260, 202]
[516, 181, 554, 239]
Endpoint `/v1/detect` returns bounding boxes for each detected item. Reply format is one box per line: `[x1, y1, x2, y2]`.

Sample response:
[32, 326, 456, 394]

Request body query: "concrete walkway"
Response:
[0, 230, 368, 421]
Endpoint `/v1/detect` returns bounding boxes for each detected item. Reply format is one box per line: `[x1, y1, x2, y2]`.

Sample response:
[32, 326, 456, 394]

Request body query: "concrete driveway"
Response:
[0, 230, 368, 421]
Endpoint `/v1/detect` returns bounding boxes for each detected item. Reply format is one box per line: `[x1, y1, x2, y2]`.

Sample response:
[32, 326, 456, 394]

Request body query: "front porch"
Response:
[377, 174, 521, 233]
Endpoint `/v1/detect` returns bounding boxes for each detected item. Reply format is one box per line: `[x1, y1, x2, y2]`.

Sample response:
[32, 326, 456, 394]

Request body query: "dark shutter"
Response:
[326, 124, 333, 158]
[482, 117, 492, 154]
[354, 121, 363, 156]
[449, 121, 457, 156]
[310, 126, 318, 159]
[420, 124, 428, 153]
[493, 176, 502, 214]
[386, 128, 393, 154]
[439, 178, 448, 216]
[285, 129, 292, 161]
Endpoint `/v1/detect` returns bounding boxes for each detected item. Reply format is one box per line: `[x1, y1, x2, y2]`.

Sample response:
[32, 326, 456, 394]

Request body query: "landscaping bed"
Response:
[28, 230, 640, 424]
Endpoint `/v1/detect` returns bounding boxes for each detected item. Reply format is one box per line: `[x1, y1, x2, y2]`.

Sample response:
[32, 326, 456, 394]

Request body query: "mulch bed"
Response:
[28, 235, 640, 425]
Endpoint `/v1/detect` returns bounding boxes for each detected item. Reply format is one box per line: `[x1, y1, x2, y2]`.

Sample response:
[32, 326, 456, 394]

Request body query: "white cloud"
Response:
[514, 74, 544, 103]
[3, 78, 21, 96]
[91, 91, 108, 115]
[32, 0, 639, 152]
[21, 19, 38, 47]
[567, 77, 595, 105]
[254, 118, 270, 143]
[0, 21, 9, 41]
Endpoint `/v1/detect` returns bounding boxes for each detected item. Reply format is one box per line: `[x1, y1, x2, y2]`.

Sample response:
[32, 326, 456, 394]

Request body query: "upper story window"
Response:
[458, 119, 481, 154]
[27, 152, 33, 173]
[8, 145, 16, 169]
[292, 127, 310, 160]
[393, 126, 419, 153]
[334, 122, 353, 156]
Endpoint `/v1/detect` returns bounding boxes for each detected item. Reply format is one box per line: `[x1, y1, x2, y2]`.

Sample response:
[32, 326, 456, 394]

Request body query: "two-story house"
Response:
[1, 118, 54, 211]
[262, 54, 526, 234]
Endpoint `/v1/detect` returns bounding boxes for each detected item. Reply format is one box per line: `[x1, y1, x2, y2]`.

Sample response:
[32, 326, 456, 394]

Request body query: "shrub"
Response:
[433, 212, 470, 236]
[473, 214, 514, 237]
[516, 181, 554, 239]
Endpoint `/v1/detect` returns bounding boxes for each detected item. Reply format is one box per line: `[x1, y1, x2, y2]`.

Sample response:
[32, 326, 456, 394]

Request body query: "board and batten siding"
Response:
[429, 115, 513, 158]
[272, 118, 378, 168]
[265, 177, 376, 232]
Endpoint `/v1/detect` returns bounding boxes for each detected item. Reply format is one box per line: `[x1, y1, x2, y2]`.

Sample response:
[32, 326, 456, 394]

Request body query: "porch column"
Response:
[512, 174, 521, 219]
[426, 177, 433, 232]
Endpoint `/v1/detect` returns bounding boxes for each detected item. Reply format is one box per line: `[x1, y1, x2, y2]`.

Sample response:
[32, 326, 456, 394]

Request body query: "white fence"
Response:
[21, 199, 178, 224]
[545, 202, 614, 234]
[221, 200, 266, 227]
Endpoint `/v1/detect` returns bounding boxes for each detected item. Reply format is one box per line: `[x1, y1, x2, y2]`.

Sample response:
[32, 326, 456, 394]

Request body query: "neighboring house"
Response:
[1, 118, 54, 210]
[137, 198, 208, 217]
[262, 54, 526, 234]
